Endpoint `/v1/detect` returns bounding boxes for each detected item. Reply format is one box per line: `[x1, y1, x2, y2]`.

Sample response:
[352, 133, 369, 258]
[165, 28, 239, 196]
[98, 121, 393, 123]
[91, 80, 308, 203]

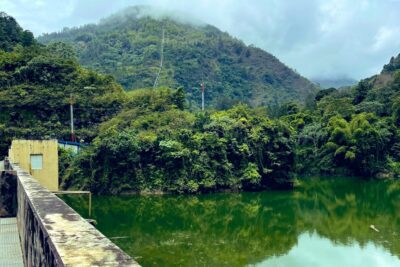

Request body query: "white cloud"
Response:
[1, 0, 400, 80]
[372, 26, 400, 52]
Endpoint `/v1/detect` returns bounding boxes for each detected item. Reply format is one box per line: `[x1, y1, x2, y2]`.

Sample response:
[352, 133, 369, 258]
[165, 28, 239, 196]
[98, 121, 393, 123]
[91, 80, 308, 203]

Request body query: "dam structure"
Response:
[0, 140, 140, 267]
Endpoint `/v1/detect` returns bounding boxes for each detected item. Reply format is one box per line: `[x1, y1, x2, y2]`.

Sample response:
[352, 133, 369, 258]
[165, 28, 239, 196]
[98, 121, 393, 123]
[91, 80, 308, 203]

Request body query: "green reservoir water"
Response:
[61, 177, 400, 267]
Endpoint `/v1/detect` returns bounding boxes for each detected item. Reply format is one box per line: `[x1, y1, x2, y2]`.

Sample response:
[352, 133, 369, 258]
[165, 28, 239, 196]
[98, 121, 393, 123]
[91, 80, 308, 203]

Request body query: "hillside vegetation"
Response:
[290, 53, 400, 176]
[38, 6, 317, 108]
[0, 12, 35, 51]
[1, 12, 400, 195]
[62, 54, 400, 194]
[0, 14, 126, 155]
[62, 52, 400, 194]
[63, 89, 295, 194]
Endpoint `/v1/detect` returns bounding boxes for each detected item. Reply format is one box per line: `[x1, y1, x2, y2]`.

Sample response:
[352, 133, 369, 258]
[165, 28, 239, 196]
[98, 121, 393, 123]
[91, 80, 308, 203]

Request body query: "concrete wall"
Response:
[13, 164, 139, 267]
[9, 140, 59, 191]
[0, 170, 17, 217]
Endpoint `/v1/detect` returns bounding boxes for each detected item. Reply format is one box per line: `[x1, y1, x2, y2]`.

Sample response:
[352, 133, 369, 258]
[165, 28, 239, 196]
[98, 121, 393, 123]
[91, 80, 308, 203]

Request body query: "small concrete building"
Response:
[8, 140, 58, 191]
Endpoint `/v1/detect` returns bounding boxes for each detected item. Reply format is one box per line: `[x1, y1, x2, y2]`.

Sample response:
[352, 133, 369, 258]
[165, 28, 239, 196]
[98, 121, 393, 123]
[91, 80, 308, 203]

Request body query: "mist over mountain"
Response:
[312, 77, 358, 89]
[38, 6, 318, 108]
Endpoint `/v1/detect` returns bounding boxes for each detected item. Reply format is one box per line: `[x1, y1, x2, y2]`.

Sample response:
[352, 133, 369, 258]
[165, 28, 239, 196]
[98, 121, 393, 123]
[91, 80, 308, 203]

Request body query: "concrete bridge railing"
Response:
[1, 164, 140, 267]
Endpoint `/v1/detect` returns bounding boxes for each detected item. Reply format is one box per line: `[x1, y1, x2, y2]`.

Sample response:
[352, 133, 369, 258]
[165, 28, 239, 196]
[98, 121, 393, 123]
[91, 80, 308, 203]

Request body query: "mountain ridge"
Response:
[38, 6, 318, 108]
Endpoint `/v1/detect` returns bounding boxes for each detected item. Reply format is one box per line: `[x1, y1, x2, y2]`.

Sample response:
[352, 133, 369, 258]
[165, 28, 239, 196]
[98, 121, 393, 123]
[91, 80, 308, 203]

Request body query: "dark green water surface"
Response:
[61, 177, 400, 266]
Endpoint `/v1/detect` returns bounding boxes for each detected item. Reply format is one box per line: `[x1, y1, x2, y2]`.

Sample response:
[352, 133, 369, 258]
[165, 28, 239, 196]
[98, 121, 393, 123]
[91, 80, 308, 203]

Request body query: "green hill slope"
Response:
[0, 14, 126, 155]
[351, 53, 400, 116]
[0, 12, 35, 51]
[38, 6, 317, 108]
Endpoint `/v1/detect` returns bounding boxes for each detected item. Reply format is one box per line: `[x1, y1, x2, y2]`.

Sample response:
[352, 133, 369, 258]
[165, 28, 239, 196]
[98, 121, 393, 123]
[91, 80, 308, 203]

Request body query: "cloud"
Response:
[1, 0, 400, 80]
[372, 26, 400, 52]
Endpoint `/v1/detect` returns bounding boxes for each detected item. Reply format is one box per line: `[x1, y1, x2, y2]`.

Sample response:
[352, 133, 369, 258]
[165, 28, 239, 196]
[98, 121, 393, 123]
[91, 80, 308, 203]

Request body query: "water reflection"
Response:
[62, 177, 400, 267]
[255, 233, 400, 267]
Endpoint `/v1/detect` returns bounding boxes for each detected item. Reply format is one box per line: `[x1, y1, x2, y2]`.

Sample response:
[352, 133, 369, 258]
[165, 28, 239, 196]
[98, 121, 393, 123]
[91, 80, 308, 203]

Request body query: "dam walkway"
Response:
[0, 163, 139, 266]
[0, 217, 24, 267]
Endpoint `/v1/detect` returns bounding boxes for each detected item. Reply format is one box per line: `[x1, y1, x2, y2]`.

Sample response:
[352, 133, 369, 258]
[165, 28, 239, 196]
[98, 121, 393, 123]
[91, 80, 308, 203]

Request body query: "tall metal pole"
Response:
[201, 82, 205, 111]
[153, 28, 165, 89]
[70, 94, 75, 142]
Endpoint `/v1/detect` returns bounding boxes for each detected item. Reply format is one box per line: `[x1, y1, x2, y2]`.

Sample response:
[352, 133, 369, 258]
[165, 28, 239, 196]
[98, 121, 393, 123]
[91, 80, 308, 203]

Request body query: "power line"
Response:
[73, 107, 121, 111]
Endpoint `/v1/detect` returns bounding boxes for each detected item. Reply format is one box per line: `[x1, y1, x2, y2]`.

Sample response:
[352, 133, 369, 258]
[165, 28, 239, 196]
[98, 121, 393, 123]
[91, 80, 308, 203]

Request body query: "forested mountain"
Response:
[38, 6, 317, 108]
[2, 12, 400, 195]
[61, 52, 400, 194]
[0, 15, 126, 155]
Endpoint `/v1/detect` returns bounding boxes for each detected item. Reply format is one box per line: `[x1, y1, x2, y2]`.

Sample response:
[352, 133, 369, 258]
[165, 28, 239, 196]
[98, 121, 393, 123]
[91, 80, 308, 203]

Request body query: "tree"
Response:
[392, 96, 400, 126]
[169, 86, 186, 110]
[321, 113, 391, 176]
[315, 88, 337, 101]
[353, 80, 371, 105]
[0, 12, 35, 51]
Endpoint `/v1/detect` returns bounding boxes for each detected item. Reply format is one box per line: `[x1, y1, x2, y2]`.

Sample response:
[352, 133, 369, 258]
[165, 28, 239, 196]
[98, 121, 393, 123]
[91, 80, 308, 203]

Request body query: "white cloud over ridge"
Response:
[1, 0, 400, 80]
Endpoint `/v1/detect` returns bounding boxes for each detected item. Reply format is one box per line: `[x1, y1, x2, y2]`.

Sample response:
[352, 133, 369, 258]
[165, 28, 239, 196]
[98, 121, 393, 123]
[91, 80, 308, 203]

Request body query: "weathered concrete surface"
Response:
[9, 139, 59, 191]
[0, 170, 18, 217]
[13, 164, 139, 267]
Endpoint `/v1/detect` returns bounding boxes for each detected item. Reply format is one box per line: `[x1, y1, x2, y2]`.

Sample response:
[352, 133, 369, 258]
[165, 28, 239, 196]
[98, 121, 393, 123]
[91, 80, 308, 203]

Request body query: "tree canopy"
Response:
[0, 12, 35, 51]
[0, 40, 126, 154]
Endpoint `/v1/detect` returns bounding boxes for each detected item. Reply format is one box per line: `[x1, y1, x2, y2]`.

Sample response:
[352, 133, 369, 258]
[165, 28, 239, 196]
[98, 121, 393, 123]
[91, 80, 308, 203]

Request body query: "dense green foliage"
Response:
[0, 12, 35, 51]
[38, 6, 317, 108]
[290, 55, 400, 177]
[0, 16, 126, 155]
[62, 88, 295, 194]
[1, 13, 400, 195]
[62, 52, 400, 194]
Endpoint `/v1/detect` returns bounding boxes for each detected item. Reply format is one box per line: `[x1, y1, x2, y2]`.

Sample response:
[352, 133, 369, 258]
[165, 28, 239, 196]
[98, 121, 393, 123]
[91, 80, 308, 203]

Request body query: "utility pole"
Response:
[153, 28, 165, 89]
[201, 82, 205, 111]
[70, 94, 76, 142]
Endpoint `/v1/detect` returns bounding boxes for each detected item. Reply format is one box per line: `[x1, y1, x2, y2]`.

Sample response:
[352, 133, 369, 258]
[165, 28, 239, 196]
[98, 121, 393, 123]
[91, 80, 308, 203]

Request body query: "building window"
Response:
[30, 154, 43, 170]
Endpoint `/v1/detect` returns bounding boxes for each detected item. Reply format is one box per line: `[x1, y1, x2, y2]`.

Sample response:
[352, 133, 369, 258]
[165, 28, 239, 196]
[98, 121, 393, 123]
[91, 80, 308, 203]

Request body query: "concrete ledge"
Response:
[13, 164, 139, 267]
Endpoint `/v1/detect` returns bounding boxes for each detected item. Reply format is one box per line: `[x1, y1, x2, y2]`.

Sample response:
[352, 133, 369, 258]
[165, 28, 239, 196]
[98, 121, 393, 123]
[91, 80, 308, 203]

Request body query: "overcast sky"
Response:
[2, 0, 400, 80]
